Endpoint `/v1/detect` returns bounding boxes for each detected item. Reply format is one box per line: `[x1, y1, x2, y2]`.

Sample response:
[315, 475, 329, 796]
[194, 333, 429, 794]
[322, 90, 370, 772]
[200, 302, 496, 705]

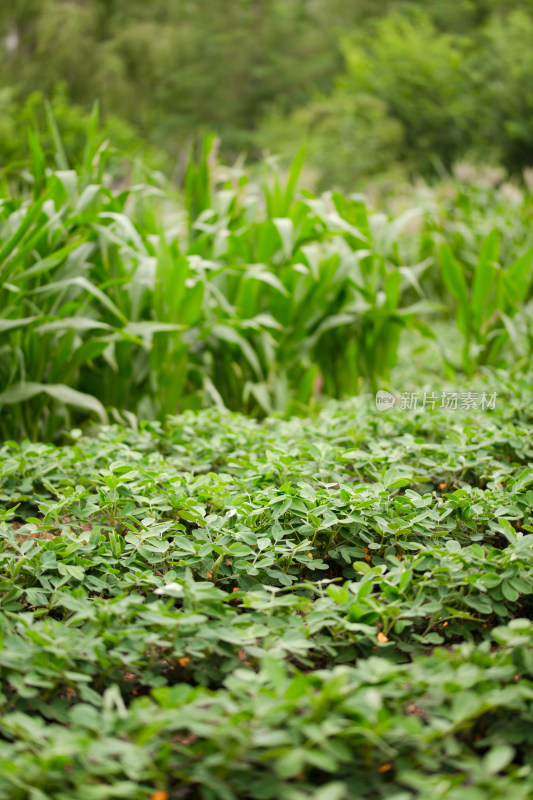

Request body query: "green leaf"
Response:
[511, 469, 533, 493]
[28, 277, 128, 325]
[0, 192, 50, 277]
[483, 745, 515, 775]
[502, 246, 533, 308]
[313, 783, 347, 800]
[0, 382, 107, 422]
[353, 562, 372, 574]
[502, 581, 519, 603]
[0, 316, 40, 333]
[472, 229, 498, 327]
[440, 244, 469, 308]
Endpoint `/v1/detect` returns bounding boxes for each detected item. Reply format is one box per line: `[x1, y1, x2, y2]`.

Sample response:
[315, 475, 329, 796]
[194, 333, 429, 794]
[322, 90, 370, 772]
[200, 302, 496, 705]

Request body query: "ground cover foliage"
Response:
[1, 374, 533, 799]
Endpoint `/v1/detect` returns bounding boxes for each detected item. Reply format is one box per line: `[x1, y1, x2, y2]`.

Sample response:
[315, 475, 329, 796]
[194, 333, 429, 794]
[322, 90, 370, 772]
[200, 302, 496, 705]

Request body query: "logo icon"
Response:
[375, 390, 396, 411]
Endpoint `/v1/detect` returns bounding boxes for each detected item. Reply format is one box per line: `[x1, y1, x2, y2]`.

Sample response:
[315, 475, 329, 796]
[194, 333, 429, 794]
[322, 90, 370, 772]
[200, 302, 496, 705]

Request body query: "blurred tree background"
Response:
[1, 0, 532, 188]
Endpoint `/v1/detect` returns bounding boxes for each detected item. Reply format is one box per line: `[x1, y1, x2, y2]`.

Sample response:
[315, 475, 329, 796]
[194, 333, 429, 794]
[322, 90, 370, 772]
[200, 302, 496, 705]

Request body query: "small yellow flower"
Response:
[378, 763, 392, 773]
[179, 657, 191, 667]
[377, 632, 389, 643]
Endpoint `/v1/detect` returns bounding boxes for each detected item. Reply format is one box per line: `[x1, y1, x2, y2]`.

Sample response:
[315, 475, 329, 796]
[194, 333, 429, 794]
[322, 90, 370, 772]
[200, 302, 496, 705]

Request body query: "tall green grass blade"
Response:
[45, 101, 69, 170]
[27, 128, 46, 200]
[27, 277, 128, 325]
[0, 382, 107, 422]
[283, 147, 306, 215]
[0, 193, 50, 277]
[82, 102, 101, 177]
[0, 316, 40, 333]
[440, 244, 469, 308]
[502, 246, 533, 308]
[472, 229, 499, 329]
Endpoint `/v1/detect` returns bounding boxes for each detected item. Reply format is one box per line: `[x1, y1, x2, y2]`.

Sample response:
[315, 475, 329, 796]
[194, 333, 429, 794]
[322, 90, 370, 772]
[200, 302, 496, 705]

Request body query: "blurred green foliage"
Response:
[1, 1, 533, 184]
[266, 7, 533, 186]
[0, 85, 146, 176]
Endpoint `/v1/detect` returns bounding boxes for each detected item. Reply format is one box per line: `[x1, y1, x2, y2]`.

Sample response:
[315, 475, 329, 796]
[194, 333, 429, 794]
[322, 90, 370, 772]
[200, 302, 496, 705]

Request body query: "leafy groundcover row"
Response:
[1, 380, 533, 800]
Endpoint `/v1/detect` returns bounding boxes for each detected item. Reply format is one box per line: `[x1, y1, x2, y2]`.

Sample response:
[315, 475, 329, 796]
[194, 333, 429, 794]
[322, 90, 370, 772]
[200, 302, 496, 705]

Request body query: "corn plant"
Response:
[440, 230, 533, 374]
[2, 116, 531, 439]
[0, 123, 257, 438]
[183, 152, 440, 411]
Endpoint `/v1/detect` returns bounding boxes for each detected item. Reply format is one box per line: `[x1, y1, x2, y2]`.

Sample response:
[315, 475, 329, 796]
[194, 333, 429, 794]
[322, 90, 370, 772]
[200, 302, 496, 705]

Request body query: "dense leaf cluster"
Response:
[1, 384, 533, 797]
